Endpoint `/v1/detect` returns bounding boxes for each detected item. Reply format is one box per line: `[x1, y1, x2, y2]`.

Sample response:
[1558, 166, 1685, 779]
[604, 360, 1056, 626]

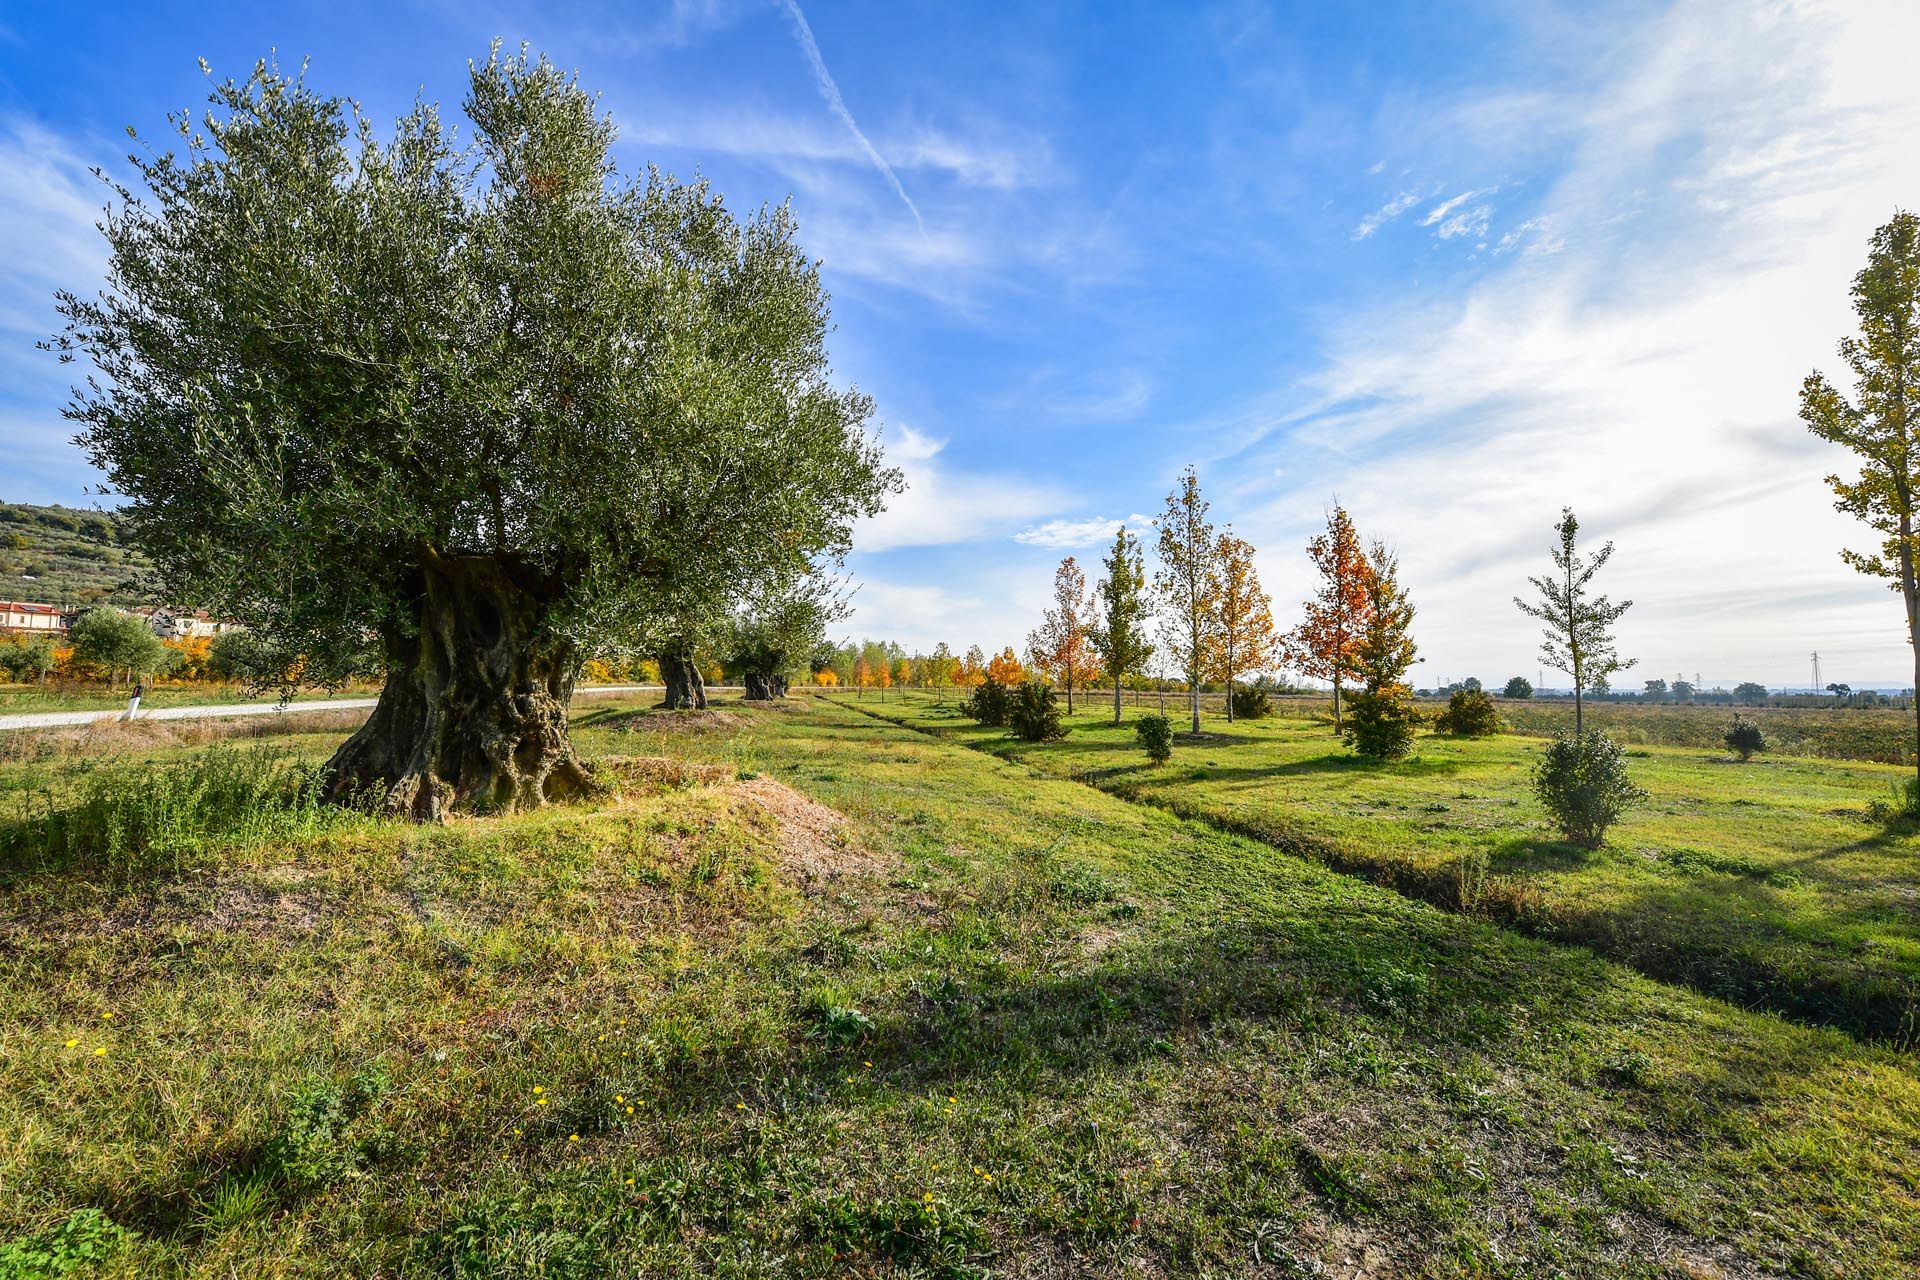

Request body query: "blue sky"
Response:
[4, 0, 1919, 688]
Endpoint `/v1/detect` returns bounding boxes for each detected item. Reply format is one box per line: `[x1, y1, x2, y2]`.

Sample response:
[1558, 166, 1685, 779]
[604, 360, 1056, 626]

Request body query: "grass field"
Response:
[3, 694, 1919, 1276]
[852, 692, 1920, 1045]
[1455, 699, 1920, 767]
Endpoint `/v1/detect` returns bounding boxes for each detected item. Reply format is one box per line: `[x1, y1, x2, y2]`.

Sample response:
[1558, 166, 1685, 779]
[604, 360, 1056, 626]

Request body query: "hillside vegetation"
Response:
[3, 695, 1918, 1276]
[0, 501, 151, 608]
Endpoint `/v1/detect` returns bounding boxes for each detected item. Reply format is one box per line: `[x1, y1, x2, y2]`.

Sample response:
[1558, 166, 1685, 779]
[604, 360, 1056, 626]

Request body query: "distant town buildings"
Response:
[0, 600, 242, 639]
[0, 600, 67, 634]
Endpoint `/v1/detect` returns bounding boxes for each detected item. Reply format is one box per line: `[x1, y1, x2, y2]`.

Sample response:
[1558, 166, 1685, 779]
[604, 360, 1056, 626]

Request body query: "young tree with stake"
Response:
[1513, 508, 1634, 735]
[1088, 525, 1154, 725]
[1154, 468, 1222, 735]
[1284, 505, 1369, 733]
[1802, 211, 1920, 804]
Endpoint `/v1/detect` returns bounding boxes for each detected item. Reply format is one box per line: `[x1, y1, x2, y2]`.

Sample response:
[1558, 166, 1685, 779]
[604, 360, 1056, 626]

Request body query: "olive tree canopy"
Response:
[54, 48, 898, 816]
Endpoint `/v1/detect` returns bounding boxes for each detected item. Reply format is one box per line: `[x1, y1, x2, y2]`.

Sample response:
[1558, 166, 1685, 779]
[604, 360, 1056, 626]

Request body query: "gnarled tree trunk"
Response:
[742, 667, 790, 700]
[325, 550, 592, 820]
[660, 652, 708, 709]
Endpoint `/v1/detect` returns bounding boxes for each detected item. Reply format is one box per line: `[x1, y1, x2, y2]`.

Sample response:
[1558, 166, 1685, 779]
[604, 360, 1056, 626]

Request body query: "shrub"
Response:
[1867, 776, 1920, 823]
[1343, 688, 1419, 759]
[961, 677, 1012, 727]
[1436, 688, 1503, 737]
[1135, 712, 1173, 763]
[1229, 685, 1272, 720]
[1724, 715, 1767, 761]
[1532, 731, 1646, 849]
[1007, 679, 1066, 742]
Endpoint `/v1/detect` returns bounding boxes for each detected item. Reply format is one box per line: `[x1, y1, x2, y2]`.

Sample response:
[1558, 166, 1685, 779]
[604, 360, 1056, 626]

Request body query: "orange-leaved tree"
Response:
[961, 645, 986, 686]
[1284, 505, 1370, 733]
[985, 645, 1024, 685]
[1208, 530, 1280, 722]
[1026, 556, 1094, 713]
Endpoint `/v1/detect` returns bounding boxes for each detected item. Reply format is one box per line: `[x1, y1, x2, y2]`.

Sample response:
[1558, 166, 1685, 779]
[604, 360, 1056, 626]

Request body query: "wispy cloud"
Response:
[855, 424, 1069, 551]
[1353, 188, 1423, 239]
[775, 0, 924, 234]
[1012, 513, 1154, 549]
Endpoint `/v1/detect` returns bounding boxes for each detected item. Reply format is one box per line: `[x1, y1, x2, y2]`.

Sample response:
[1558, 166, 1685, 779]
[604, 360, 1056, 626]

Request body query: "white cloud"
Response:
[0, 117, 109, 338]
[1434, 203, 1494, 240]
[1012, 513, 1154, 549]
[1352, 188, 1423, 239]
[623, 110, 1051, 191]
[854, 424, 1070, 552]
[1419, 189, 1480, 226]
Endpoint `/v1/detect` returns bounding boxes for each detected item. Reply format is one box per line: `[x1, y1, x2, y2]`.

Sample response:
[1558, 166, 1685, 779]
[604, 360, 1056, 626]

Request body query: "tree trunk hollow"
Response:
[325, 552, 590, 820]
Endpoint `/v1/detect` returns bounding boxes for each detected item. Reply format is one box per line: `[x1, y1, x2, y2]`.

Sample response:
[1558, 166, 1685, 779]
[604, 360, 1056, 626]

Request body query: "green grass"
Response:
[856, 692, 1920, 1044]
[2, 695, 1918, 1275]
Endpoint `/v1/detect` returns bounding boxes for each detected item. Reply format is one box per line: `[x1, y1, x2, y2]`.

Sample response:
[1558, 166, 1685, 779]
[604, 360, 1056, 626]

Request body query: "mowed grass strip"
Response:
[849, 692, 1920, 1044]
[2, 695, 1916, 1276]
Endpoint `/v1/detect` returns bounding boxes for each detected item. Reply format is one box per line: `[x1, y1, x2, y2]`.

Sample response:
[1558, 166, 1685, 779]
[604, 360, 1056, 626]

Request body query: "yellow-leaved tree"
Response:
[1207, 531, 1280, 722]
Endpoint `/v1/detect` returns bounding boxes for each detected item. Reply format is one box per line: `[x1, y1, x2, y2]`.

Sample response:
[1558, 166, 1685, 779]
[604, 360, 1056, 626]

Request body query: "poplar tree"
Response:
[1513, 508, 1633, 735]
[1154, 468, 1221, 735]
[1802, 211, 1920, 799]
[1089, 525, 1154, 725]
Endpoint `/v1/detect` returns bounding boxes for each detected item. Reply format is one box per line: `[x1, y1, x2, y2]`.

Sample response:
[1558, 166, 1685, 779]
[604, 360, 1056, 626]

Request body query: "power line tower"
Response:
[1811, 651, 1821, 694]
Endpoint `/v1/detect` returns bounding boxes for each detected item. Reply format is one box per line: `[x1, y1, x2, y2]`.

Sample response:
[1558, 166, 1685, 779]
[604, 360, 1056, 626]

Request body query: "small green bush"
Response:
[961, 677, 1012, 727]
[1724, 715, 1767, 761]
[1867, 775, 1920, 823]
[1228, 685, 1272, 720]
[1343, 688, 1419, 759]
[1436, 688, 1503, 737]
[1135, 712, 1173, 763]
[1007, 679, 1066, 742]
[1532, 731, 1646, 849]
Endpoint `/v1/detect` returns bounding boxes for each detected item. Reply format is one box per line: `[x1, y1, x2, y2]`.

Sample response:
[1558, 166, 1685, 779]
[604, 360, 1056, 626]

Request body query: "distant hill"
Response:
[0, 501, 155, 609]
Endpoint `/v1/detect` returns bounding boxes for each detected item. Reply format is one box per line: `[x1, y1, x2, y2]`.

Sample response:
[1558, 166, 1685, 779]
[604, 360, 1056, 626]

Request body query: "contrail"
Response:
[776, 0, 925, 235]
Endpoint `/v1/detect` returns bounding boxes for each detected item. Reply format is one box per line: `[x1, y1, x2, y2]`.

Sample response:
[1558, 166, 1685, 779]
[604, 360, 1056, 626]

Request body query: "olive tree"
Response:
[55, 50, 897, 817]
[730, 568, 848, 700]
